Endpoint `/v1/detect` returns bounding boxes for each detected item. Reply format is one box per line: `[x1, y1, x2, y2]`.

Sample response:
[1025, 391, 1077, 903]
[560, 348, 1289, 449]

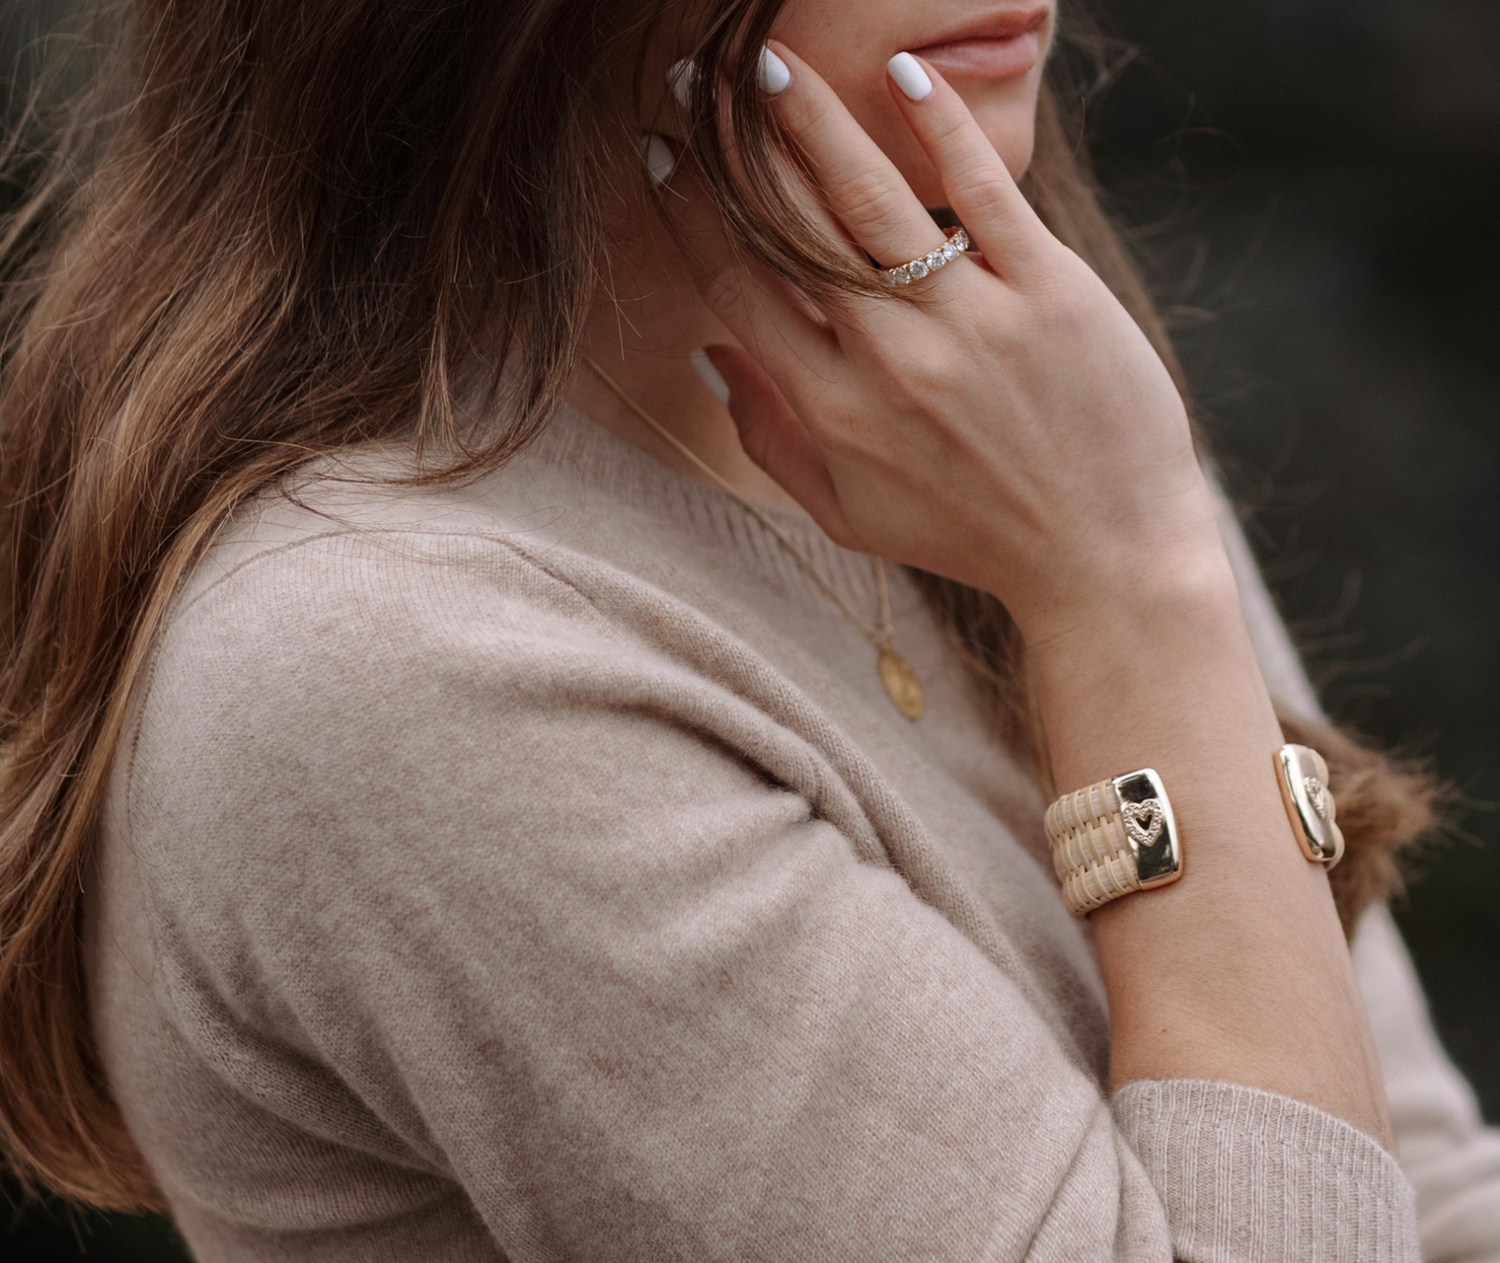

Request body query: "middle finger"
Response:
[760, 41, 962, 276]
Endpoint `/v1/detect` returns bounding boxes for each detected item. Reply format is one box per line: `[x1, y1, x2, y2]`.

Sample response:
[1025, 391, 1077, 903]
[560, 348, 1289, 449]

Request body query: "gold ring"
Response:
[881, 226, 971, 287]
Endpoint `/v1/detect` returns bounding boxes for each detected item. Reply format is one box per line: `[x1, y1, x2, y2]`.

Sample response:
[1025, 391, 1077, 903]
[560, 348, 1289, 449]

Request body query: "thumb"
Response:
[699, 344, 865, 551]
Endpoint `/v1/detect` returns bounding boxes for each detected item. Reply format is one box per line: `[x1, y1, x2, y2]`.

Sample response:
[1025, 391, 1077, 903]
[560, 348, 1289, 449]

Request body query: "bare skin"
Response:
[573, 3, 1395, 1150]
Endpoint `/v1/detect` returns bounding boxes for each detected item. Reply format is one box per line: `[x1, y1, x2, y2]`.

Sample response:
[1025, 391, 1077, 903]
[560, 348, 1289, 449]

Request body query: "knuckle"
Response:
[813, 406, 863, 457]
[774, 81, 826, 137]
[957, 167, 1018, 222]
[881, 369, 925, 412]
[1026, 248, 1099, 321]
[873, 337, 949, 403]
[916, 339, 965, 385]
[925, 109, 975, 161]
[827, 169, 909, 238]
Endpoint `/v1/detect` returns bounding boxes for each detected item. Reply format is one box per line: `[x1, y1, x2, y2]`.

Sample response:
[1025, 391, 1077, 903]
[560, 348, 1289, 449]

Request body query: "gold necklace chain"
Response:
[581, 355, 924, 721]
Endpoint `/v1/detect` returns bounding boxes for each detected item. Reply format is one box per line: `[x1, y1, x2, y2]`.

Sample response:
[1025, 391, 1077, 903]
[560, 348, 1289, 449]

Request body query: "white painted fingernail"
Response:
[757, 46, 791, 95]
[668, 59, 698, 111]
[887, 52, 933, 101]
[690, 348, 731, 404]
[641, 132, 678, 188]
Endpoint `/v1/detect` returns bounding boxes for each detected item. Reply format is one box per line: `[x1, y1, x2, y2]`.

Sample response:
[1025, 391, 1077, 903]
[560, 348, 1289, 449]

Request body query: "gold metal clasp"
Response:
[1274, 744, 1345, 868]
[1113, 768, 1183, 888]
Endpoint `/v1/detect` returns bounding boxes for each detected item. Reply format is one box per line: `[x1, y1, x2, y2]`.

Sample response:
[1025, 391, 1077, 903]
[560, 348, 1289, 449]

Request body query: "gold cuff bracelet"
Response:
[1044, 743, 1344, 919]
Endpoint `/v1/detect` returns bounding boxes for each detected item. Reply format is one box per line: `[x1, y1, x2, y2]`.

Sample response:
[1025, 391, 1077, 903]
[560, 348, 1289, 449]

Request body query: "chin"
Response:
[976, 112, 1038, 183]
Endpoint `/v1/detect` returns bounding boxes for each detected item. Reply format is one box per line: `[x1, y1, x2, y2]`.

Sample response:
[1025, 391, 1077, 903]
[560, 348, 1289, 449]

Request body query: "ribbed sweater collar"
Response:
[513, 398, 916, 623]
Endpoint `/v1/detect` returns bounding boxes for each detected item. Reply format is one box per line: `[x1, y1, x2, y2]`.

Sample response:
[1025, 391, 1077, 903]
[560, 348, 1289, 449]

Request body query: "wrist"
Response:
[1023, 540, 1246, 682]
[997, 461, 1238, 649]
[1024, 547, 1282, 797]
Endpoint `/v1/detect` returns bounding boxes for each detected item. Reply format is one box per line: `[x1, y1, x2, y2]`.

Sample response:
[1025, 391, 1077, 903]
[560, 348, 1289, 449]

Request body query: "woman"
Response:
[1, 0, 1497, 1258]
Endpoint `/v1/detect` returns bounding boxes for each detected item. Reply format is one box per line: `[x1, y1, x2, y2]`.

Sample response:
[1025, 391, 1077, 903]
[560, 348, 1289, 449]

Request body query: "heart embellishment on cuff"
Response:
[1303, 776, 1330, 821]
[1122, 797, 1166, 847]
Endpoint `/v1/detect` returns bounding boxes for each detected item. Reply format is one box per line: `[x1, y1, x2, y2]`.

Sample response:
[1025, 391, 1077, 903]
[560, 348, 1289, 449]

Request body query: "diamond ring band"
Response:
[881, 226, 972, 287]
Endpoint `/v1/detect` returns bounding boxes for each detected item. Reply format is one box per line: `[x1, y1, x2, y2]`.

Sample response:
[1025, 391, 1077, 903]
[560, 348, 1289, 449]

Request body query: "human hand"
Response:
[654, 43, 1235, 647]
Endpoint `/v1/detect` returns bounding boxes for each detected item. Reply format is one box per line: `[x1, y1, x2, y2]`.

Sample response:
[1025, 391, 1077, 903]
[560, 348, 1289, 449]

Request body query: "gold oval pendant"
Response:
[877, 646, 924, 721]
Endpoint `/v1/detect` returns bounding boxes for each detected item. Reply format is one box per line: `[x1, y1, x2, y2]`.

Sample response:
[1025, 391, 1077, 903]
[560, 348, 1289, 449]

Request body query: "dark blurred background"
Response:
[1091, 0, 1500, 1120]
[3, 0, 1497, 1257]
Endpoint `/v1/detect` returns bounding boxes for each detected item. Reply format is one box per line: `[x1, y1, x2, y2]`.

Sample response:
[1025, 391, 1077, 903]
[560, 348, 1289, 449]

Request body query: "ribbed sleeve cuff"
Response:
[1111, 1078, 1420, 1263]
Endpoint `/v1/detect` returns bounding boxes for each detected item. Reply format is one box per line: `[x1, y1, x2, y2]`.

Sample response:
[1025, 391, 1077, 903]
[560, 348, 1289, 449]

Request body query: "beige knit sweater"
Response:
[85, 401, 1500, 1262]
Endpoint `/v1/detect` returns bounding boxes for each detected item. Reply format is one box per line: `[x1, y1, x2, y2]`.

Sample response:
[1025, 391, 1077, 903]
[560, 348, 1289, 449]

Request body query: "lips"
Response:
[910, 6, 1049, 80]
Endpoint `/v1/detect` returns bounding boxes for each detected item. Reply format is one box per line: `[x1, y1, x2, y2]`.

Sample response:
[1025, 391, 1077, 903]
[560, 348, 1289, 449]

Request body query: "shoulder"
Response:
[111, 444, 805, 993]
[171, 440, 614, 645]
[120, 445, 714, 865]
[107, 440, 843, 1018]
[141, 514, 613, 781]
[118, 426, 819, 831]
[150, 433, 678, 730]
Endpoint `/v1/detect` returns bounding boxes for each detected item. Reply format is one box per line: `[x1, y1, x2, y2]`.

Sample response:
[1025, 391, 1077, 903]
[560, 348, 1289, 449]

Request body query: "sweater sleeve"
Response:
[1209, 471, 1500, 1260]
[122, 529, 1419, 1263]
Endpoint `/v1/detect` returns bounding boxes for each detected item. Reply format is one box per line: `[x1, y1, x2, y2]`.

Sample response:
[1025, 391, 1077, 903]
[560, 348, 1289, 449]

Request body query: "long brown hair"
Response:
[0, 0, 1443, 1212]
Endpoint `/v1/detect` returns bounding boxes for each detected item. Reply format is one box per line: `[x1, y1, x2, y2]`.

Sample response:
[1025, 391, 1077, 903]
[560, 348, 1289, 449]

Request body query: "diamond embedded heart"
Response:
[1303, 776, 1330, 821]
[1121, 797, 1165, 846]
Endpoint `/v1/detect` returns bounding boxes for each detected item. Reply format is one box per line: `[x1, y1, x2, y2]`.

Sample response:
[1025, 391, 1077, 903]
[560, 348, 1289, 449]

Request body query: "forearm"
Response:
[1025, 540, 1396, 1151]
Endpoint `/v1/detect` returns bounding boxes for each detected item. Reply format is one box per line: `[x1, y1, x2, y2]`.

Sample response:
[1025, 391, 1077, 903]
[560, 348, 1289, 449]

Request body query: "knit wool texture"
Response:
[86, 403, 1500, 1261]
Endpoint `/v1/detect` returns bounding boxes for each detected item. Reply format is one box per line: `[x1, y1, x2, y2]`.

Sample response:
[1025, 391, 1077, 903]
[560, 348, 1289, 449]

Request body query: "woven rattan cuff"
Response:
[1044, 768, 1183, 918]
